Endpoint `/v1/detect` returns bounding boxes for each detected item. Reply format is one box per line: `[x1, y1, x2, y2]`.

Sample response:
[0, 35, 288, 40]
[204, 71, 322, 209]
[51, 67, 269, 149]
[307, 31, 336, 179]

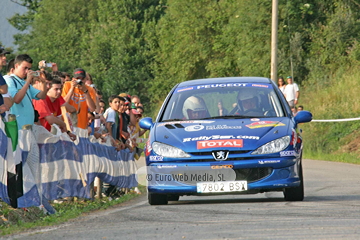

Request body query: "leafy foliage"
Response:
[7, 0, 360, 158]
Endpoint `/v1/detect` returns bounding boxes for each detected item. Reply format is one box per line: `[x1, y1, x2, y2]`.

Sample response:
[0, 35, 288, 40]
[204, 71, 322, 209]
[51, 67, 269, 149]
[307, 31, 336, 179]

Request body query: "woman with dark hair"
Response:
[278, 76, 286, 94]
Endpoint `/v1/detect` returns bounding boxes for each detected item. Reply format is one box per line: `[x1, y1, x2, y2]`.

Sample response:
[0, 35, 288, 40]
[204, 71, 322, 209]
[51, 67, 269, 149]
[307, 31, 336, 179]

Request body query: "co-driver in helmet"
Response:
[182, 96, 209, 119]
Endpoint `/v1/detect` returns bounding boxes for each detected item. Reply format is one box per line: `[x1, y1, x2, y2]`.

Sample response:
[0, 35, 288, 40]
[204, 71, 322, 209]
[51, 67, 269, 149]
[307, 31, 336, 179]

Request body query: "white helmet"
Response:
[237, 88, 260, 111]
[182, 96, 208, 119]
[238, 88, 257, 101]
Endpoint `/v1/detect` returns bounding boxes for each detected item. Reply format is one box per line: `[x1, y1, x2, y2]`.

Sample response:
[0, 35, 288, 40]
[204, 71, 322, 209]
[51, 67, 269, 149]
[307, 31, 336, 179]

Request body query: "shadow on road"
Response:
[170, 197, 285, 205]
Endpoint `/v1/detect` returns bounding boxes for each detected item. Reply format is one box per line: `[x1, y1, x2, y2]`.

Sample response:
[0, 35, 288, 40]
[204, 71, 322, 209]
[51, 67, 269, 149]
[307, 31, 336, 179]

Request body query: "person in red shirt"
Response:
[33, 77, 76, 140]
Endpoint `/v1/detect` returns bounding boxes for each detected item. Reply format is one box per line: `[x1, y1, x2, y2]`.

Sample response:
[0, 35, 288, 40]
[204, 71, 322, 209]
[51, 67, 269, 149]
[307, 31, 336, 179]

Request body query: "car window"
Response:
[160, 83, 285, 121]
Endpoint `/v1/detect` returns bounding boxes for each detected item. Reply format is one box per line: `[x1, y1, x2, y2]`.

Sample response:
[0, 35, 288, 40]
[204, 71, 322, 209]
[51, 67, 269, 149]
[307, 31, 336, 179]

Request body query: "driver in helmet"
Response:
[234, 89, 263, 116]
[182, 96, 209, 119]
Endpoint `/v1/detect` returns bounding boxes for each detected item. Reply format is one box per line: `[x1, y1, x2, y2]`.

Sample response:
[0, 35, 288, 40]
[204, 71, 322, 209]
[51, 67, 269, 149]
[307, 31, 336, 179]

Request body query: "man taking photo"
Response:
[61, 68, 96, 130]
[5, 54, 47, 129]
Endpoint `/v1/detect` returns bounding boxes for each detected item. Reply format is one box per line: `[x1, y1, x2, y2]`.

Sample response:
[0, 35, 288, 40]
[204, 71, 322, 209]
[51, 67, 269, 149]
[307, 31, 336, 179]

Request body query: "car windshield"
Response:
[160, 83, 285, 121]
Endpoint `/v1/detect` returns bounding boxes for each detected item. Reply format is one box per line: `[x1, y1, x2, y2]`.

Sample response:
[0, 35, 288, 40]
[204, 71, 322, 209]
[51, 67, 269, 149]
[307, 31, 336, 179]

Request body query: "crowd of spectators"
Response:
[1, 49, 147, 197]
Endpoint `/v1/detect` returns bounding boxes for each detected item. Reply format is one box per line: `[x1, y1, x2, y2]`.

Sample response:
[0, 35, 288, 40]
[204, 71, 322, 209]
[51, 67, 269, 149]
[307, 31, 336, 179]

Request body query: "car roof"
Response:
[177, 77, 273, 88]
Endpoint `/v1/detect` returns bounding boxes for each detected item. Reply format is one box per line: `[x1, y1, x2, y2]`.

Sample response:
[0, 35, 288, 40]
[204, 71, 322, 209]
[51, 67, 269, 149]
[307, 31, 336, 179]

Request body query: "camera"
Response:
[39, 60, 53, 69]
[32, 71, 40, 77]
[76, 79, 83, 85]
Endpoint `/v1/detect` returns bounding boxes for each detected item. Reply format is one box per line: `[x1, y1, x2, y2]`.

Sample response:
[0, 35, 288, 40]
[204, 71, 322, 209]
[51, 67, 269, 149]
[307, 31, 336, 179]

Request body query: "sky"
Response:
[0, 0, 28, 49]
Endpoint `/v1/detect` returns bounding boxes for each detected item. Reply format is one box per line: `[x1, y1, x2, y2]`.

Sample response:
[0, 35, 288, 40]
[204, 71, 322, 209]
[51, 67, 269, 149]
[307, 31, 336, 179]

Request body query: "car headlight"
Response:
[251, 136, 290, 155]
[152, 142, 191, 158]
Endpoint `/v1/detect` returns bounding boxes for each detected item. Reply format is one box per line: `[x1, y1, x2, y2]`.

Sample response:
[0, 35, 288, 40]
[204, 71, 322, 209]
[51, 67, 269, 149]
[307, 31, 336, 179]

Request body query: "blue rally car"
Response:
[140, 77, 312, 205]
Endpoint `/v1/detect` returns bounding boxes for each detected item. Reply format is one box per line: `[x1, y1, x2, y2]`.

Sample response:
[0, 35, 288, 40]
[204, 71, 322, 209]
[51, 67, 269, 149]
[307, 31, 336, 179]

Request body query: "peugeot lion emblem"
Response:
[212, 150, 229, 161]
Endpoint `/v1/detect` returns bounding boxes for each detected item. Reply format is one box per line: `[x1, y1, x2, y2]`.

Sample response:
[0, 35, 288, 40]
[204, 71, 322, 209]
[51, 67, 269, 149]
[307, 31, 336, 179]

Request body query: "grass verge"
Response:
[304, 151, 360, 165]
[0, 185, 146, 236]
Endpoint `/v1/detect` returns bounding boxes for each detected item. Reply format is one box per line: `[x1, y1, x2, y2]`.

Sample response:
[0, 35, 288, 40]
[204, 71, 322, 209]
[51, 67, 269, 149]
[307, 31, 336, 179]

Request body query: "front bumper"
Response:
[146, 158, 301, 195]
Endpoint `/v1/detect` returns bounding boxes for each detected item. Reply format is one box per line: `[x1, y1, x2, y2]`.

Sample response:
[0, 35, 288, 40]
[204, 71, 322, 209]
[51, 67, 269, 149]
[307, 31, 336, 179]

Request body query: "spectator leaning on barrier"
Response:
[135, 105, 147, 138]
[0, 46, 10, 69]
[104, 95, 125, 150]
[61, 68, 96, 130]
[94, 99, 106, 133]
[63, 72, 71, 82]
[85, 72, 101, 128]
[33, 77, 77, 141]
[5, 54, 47, 129]
[128, 108, 146, 152]
[0, 74, 9, 118]
[51, 71, 65, 85]
[0, 46, 10, 118]
[31, 74, 63, 127]
[1, 59, 15, 120]
[87, 111, 96, 136]
[136, 105, 144, 115]
[297, 105, 304, 112]
[283, 76, 300, 108]
[131, 95, 141, 107]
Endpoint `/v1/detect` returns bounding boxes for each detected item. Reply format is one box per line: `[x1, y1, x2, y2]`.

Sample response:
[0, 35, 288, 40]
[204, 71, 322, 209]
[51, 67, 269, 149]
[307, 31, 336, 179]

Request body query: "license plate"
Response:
[197, 181, 248, 193]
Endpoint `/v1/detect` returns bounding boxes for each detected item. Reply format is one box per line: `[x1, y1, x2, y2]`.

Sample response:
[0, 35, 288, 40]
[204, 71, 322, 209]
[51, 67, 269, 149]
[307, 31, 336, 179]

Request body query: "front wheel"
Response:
[148, 193, 168, 205]
[283, 163, 304, 201]
[167, 195, 180, 201]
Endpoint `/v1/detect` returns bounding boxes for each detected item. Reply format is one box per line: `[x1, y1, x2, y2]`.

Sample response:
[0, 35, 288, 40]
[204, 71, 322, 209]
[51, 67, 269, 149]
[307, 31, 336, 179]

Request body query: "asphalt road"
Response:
[6, 159, 360, 240]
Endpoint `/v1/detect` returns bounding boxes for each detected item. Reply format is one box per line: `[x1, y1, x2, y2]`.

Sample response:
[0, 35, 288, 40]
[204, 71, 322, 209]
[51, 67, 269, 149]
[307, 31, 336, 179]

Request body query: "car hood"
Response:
[153, 118, 292, 152]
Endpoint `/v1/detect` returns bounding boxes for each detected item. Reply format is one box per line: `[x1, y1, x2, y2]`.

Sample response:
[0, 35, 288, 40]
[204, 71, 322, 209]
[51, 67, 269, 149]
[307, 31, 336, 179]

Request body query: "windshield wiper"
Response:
[161, 119, 184, 122]
[202, 115, 251, 119]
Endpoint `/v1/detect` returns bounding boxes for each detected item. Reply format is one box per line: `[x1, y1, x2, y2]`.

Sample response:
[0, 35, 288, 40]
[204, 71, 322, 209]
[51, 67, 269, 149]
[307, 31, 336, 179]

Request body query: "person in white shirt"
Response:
[283, 76, 299, 108]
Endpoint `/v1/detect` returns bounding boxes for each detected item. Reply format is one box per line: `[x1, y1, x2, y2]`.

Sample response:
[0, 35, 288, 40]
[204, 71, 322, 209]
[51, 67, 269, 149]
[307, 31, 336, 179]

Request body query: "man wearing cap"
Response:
[283, 76, 300, 108]
[0, 46, 10, 117]
[61, 68, 96, 130]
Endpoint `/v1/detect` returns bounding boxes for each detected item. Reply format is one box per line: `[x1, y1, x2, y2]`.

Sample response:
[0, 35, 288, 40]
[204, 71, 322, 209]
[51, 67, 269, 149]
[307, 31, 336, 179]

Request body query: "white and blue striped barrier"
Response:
[0, 121, 138, 213]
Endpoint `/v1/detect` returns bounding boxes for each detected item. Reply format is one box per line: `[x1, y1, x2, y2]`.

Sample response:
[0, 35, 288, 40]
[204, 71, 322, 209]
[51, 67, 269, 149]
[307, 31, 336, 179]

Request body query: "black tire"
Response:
[148, 193, 168, 205]
[167, 195, 180, 201]
[283, 163, 304, 201]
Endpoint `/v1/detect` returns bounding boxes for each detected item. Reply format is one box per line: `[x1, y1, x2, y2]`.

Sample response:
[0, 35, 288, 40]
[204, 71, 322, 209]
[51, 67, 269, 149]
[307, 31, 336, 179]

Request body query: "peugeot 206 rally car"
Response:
[139, 77, 312, 205]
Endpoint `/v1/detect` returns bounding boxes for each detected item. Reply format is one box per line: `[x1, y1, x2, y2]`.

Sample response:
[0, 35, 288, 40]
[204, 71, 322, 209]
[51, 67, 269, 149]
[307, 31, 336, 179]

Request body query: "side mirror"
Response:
[294, 110, 312, 124]
[139, 117, 154, 130]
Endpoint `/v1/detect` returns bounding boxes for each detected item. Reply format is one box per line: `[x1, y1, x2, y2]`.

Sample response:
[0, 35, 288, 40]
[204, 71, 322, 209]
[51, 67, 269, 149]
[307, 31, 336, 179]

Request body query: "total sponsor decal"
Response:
[258, 160, 281, 164]
[246, 121, 285, 129]
[158, 120, 214, 127]
[184, 134, 259, 142]
[280, 150, 297, 157]
[197, 139, 243, 149]
[149, 156, 164, 161]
